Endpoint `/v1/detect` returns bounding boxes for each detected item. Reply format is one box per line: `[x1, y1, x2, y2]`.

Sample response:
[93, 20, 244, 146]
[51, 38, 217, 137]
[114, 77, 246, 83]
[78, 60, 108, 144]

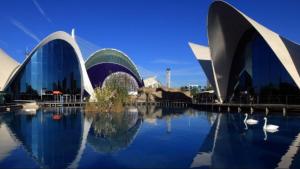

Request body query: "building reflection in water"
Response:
[192, 112, 300, 169]
[0, 105, 228, 169]
[138, 106, 217, 134]
[0, 121, 20, 162]
[2, 105, 300, 168]
[1, 107, 84, 169]
[0, 107, 144, 168]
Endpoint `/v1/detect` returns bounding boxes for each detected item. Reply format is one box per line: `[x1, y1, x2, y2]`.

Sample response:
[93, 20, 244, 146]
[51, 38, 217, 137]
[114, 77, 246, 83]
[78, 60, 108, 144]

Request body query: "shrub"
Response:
[85, 78, 129, 113]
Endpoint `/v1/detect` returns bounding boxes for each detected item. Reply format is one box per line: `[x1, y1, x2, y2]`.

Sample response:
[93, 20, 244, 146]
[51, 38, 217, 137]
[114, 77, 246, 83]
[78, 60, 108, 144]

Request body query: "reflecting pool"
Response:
[1, 107, 300, 168]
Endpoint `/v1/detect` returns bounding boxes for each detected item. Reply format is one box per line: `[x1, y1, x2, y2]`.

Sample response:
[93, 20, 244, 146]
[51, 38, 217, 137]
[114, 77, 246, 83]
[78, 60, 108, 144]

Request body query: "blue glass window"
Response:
[227, 30, 300, 104]
[6, 40, 81, 100]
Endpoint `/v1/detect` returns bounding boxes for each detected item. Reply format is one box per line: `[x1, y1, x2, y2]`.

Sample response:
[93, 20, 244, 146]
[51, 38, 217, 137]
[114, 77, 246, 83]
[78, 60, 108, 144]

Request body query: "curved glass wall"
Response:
[227, 29, 300, 104]
[6, 40, 81, 100]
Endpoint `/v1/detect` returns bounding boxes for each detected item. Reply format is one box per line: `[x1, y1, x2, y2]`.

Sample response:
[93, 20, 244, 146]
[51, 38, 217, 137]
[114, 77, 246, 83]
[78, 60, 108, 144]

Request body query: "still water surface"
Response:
[0, 107, 300, 168]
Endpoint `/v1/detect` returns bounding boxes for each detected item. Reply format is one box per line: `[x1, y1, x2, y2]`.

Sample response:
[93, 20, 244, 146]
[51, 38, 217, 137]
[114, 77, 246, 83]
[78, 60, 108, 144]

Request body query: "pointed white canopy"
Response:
[188, 42, 211, 61]
[189, 42, 218, 93]
[0, 49, 19, 91]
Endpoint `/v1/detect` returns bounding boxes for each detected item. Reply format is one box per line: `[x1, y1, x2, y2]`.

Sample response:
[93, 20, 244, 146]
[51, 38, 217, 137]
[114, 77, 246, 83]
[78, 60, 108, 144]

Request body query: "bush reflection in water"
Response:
[86, 108, 142, 153]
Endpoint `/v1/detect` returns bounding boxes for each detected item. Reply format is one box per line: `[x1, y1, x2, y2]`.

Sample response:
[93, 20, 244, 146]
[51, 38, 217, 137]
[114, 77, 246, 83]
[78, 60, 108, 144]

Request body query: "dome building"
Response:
[85, 48, 144, 92]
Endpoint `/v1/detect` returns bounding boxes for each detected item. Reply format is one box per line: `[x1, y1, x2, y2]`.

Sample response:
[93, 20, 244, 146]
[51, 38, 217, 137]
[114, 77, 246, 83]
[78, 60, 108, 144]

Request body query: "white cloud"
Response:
[10, 18, 40, 42]
[32, 0, 52, 23]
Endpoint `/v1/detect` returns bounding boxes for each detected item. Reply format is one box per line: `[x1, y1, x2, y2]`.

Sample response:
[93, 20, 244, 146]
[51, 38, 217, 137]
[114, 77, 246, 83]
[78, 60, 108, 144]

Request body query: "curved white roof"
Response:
[206, 1, 300, 102]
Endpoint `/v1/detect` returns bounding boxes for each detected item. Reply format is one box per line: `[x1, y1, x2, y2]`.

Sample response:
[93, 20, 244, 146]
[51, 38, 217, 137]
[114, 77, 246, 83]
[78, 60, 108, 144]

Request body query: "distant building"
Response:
[188, 84, 201, 90]
[166, 68, 171, 88]
[181, 84, 201, 92]
[143, 76, 161, 88]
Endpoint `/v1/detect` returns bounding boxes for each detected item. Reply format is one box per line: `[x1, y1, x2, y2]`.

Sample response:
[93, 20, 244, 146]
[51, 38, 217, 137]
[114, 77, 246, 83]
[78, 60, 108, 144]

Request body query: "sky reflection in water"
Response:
[0, 107, 300, 168]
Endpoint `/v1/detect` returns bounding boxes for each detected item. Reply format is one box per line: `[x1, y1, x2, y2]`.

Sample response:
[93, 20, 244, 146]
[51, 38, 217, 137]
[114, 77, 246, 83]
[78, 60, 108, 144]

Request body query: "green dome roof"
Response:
[85, 49, 142, 81]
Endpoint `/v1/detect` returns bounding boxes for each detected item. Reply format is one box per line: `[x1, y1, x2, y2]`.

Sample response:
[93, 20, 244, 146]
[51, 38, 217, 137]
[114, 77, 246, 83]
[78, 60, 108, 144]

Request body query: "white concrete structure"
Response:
[190, 1, 300, 103]
[143, 76, 161, 88]
[188, 43, 217, 93]
[0, 49, 19, 91]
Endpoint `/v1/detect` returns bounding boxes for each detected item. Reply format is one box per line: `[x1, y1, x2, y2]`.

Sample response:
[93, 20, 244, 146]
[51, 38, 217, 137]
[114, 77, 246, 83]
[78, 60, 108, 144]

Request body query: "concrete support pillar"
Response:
[250, 107, 254, 114]
[265, 107, 269, 115]
[238, 107, 241, 113]
[283, 107, 287, 116]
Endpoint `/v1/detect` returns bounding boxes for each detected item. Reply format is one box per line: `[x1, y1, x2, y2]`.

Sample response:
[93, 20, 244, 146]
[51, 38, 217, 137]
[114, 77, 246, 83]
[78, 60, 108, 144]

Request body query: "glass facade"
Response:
[6, 40, 81, 100]
[227, 29, 300, 104]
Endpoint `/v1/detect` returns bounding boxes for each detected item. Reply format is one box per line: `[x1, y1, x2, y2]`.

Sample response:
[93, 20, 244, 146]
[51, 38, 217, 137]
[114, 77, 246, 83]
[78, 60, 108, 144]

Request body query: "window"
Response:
[6, 40, 81, 100]
[227, 30, 300, 104]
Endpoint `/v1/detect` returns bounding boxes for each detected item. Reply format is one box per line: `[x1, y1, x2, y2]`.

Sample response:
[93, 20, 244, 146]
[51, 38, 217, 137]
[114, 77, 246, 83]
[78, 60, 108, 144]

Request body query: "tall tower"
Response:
[166, 68, 171, 88]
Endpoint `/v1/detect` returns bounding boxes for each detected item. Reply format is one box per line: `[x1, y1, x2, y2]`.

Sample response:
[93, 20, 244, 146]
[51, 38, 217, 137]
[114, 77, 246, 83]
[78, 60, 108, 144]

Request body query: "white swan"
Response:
[244, 113, 258, 125]
[263, 117, 279, 132]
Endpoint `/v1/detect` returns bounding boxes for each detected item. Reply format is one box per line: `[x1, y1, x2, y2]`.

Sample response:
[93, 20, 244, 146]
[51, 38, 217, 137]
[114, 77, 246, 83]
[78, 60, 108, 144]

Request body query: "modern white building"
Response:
[190, 1, 300, 104]
[4, 31, 94, 101]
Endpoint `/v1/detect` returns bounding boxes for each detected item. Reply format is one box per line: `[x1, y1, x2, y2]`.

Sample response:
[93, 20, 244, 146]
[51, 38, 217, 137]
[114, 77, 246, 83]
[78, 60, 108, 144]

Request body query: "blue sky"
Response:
[0, 0, 300, 87]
